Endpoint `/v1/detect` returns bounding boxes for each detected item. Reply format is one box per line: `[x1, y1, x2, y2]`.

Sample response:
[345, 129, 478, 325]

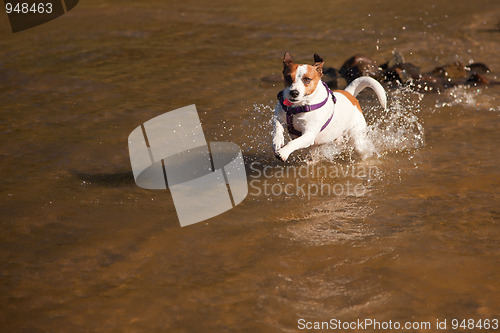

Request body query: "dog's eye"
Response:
[284, 75, 293, 83]
[302, 77, 312, 84]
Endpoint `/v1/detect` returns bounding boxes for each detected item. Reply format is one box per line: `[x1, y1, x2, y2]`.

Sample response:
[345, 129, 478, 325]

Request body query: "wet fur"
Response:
[273, 52, 387, 161]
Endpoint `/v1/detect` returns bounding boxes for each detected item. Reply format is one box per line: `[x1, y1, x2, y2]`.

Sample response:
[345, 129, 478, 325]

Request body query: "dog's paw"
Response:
[275, 149, 289, 162]
[275, 152, 286, 162]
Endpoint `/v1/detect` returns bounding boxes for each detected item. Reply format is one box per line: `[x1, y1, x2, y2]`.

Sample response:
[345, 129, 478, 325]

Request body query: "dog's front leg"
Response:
[276, 131, 317, 162]
[272, 105, 286, 153]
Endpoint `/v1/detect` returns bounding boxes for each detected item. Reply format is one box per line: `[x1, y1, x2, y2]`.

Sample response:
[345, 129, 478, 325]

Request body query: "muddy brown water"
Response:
[1, 0, 499, 332]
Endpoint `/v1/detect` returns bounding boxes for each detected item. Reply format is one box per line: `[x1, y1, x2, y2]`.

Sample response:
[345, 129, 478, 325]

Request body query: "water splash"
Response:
[239, 103, 275, 160]
[434, 85, 500, 112]
[367, 86, 426, 156]
[435, 85, 478, 108]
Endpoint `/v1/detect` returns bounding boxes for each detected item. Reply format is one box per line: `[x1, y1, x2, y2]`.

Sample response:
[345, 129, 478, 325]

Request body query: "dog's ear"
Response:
[283, 52, 294, 67]
[313, 53, 324, 76]
[313, 53, 324, 64]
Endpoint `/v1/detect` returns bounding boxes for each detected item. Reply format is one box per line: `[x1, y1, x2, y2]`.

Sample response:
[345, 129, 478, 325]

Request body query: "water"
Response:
[1, 0, 499, 331]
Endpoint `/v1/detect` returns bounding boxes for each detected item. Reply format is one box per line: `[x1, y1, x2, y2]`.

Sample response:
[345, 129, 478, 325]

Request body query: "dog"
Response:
[273, 52, 387, 161]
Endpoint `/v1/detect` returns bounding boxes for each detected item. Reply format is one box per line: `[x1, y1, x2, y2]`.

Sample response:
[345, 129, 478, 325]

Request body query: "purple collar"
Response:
[277, 81, 336, 136]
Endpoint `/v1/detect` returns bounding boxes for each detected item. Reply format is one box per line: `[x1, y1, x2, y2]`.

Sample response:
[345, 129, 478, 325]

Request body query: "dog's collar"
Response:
[277, 81, 336, 136]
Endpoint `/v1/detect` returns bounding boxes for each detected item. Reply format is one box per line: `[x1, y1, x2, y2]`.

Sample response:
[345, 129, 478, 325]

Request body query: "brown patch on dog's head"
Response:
[302, 53, 324, 95]
[302, 66, 321, 95]
[283, 52, 298, 87]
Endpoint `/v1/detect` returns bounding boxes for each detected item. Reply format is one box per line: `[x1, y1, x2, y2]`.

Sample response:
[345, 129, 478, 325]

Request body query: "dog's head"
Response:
[282, 52, 324, 105]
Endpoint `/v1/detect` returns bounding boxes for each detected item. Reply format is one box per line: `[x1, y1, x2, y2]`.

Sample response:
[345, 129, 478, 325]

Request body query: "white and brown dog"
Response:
[273, 52, 387, 161]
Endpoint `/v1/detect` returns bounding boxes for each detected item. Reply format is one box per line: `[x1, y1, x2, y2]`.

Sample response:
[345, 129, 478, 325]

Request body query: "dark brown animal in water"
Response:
[465, 73, 500, 86]
[432, 61, 494, 88]
[339, 54, 384, 83]
[432, 61, 468, 79]
[264, 52, 496, 93]
[384, 63, 422, 84]
[467, 63, 490, 74]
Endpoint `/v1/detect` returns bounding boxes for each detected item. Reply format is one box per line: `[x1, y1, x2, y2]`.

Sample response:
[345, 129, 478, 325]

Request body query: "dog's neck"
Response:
[291, 80, 328, 107]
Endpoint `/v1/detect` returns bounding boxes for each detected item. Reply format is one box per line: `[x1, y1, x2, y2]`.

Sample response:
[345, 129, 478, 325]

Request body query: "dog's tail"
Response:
[345, 76, 387, 110]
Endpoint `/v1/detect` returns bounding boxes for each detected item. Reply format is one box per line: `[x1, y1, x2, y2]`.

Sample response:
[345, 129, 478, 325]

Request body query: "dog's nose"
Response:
[290, 90, 299, 98]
